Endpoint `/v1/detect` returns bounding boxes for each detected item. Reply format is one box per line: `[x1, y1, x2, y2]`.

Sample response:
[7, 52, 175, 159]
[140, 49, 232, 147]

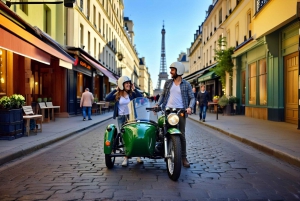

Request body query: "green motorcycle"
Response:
[103, 97, 184, 181]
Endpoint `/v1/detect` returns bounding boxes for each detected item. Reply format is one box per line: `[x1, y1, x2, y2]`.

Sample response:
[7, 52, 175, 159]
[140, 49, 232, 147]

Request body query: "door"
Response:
[284, 52, 298, 124]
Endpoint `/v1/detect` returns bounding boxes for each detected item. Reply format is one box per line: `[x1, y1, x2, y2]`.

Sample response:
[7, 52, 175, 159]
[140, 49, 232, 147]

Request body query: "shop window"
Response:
[0, 49, 7, 96]
[259, 59, 267, 105]
[248, 58, 267, 105]
[248, 62, 256, 105]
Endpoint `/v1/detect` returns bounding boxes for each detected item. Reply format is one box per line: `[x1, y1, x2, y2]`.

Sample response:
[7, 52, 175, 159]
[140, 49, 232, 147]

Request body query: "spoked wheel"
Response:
[166, 135, 182, 181]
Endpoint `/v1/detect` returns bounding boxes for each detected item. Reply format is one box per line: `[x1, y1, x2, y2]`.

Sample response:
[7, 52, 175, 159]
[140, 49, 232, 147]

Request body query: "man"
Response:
[156, 61, 195, 168]
[197, 84, 210, 122]
[80, 88, 94, 121]
[192, 87, 197, 115]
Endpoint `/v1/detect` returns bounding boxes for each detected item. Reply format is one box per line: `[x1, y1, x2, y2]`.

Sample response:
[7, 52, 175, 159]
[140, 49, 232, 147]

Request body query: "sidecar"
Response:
[104, 97, 158, 168]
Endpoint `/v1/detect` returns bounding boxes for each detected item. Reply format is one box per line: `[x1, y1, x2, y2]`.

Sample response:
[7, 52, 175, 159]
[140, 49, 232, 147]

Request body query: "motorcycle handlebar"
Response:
[146, 107, 162, 112]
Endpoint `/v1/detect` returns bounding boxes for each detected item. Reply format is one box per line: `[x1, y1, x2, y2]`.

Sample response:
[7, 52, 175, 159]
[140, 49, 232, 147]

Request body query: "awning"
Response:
[0, 27, 51, 64]
[0, 14, 75, 64]
[59, 59, 72, 69]
[186, 73, 203, 82]
[232, 38, 265, 58]
[81, 54, 118, 84]
[198, 71, 217, 82]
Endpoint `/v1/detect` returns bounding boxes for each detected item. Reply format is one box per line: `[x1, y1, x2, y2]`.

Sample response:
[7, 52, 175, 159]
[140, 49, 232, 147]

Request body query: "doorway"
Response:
[284, 52, 298, 124]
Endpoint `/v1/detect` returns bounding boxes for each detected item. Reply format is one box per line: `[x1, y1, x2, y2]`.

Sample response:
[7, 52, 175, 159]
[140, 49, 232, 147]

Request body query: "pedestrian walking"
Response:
[197, 84, 210, 122]
[192, 87, 197, 115]
[105, 76, 144, 167]
[156, 62, 195, 168]
[80, 88, 94, 121]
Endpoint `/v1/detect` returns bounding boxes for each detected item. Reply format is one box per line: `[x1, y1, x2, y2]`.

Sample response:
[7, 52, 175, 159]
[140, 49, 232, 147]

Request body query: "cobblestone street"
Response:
[0, 119, 299, 201]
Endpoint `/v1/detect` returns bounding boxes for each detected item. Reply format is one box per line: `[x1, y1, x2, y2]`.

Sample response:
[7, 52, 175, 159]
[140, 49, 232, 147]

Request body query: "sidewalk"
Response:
[188, 112, 300, 167]
[0, 112, 113, 166]
[0, 110, 299, 168]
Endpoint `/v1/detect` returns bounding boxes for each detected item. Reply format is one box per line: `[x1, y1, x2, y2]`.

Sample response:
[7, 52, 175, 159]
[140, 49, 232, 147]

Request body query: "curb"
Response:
[0, 117, 113, 166]
[188, 117, 300, 168]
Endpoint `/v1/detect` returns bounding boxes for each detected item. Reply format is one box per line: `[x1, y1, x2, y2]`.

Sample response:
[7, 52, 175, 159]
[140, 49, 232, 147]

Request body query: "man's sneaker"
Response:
[203, 119, 205, 122]
[122, 158, 128, 167]
[182, 157, 190, 168]
[88, 118, 92, 120]
[199, 118, 202, 121]
[83, 118, 86, 121]
[136, 157, 144, 164]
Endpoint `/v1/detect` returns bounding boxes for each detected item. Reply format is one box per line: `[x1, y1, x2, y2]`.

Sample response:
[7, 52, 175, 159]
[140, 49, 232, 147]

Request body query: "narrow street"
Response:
[0, 119, 299, 201]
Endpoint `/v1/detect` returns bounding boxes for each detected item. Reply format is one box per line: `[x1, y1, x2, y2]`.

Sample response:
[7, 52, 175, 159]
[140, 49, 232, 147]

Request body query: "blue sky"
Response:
[124, 0, 212, 89]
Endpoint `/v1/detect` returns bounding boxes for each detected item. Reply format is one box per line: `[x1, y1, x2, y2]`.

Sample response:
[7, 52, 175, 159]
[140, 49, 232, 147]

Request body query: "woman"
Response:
[105, 76, 143, 167]
[197, 84, 210, 122]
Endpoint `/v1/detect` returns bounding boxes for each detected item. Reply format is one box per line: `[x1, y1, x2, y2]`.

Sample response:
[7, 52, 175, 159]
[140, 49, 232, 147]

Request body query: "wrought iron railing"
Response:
[256, 0, 269, 13]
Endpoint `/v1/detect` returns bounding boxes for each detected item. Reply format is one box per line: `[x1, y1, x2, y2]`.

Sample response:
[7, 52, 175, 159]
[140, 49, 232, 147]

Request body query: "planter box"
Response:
[0, 109, 24, 140]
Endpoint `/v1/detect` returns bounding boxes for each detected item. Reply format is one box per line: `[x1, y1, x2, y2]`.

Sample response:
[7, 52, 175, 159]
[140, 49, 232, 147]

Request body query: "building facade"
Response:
[186, 0, 299, 124]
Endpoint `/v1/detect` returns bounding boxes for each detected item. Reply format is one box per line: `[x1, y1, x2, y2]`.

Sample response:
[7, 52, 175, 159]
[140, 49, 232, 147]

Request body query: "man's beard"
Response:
[171, 73, 178, 80]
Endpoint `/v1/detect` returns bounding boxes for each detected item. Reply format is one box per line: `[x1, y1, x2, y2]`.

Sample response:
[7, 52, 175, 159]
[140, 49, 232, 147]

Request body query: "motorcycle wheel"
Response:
[166, 135, 182, 181]
[105, 152, 115, 169]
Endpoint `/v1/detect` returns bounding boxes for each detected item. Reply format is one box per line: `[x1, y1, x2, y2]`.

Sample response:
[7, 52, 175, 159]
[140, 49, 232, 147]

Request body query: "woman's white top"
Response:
[118, 95, 130, 115]
[166, 82, 184, 108]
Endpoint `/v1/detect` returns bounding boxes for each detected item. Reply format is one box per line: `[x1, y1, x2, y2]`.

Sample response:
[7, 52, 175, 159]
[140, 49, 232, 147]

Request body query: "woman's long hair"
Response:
[115, 89, 133, 101]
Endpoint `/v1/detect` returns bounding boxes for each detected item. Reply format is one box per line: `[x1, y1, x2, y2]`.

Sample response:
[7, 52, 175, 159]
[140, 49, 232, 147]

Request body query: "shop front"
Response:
[0, 3, 74, 117]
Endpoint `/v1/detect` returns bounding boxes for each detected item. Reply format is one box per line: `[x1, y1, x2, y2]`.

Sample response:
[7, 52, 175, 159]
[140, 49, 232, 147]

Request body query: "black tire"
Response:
[166, 135, 182, 181]
[105, 131, 117, 169]
[105, 154, 115, 169]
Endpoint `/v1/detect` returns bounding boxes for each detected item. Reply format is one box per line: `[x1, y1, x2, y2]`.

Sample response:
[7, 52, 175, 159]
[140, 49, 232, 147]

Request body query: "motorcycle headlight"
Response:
[167, 113, 179, 125]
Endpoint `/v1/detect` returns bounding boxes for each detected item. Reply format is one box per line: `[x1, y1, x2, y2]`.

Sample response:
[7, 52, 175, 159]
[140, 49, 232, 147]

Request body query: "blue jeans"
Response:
[199, 105, 207, 120]
[82, 107, 92, 119]
[117, 115, 129, 132]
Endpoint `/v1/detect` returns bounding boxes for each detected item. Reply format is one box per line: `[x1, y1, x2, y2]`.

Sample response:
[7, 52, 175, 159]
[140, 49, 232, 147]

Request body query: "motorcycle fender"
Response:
[167, 128, 181, 135]
[104, 124, 117, 154]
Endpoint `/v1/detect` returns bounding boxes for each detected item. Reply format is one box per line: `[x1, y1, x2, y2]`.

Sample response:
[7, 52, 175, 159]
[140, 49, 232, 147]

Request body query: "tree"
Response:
[211, 37, 234, 90]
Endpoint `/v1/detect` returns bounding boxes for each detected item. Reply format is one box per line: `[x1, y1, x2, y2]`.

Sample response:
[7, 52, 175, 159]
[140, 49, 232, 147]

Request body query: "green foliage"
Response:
[211, 37, 234, 88]
[0, 96, 11, 109]
[228, 96, 238, 104]
[218, 95, 229, 107]
[0, 94, 25, 109]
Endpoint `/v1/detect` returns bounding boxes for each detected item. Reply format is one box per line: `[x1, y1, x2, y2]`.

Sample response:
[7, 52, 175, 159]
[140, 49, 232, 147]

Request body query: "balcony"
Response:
[256, 0, 269, 13]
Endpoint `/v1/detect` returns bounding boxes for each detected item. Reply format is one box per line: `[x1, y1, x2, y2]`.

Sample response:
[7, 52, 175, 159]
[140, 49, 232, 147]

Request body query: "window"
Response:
[247, 11, 252, 38]
[87, 0, 90, 19]
[88, 31, 90, 53]
[80, 0, 83, 9]
[219, 8, 222, 24]
[80, 24, 84, 47]
[93, 5, 96, 26]
[44, 6, 51, 35]
[94, 38, 96, 58]
[0, 49, 7, 96]
[98, 13, 101, 32]
[235, 23, 239, 46]
[248, 62, 256, 105]
[256, 0, 269, 13]
[98, 43, 101, 60]
[248, 59, 267, 105]
[259, 59, 267, 105]
[20, 0, 28, 15]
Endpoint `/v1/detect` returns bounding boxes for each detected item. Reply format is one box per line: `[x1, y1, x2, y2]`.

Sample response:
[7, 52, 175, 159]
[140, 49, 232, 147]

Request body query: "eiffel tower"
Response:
[154, 23, 169, 94]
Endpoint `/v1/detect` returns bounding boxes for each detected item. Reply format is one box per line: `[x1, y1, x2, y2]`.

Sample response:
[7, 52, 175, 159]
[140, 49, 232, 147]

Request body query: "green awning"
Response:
[198, 71, 216, 82]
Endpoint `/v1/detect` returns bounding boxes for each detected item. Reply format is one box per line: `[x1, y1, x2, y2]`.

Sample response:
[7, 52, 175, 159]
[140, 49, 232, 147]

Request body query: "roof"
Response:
[139, 58, 144, 65]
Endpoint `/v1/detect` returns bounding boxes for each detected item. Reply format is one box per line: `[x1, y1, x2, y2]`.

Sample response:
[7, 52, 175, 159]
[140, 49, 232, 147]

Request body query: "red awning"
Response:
[0, 14, 74, 64]
[81, 54, 117, 84]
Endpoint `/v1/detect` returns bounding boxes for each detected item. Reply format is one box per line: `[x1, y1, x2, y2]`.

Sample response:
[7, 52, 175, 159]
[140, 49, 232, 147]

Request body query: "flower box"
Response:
[0, 108, 24, 140]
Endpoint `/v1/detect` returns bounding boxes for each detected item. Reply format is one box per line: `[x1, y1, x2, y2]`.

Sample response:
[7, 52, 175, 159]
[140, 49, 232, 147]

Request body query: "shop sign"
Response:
[79, 60, 91, 70]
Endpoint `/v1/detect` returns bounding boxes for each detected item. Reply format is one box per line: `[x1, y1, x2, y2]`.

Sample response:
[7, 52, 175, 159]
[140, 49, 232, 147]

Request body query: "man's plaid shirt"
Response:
[157, 79, 195, 110]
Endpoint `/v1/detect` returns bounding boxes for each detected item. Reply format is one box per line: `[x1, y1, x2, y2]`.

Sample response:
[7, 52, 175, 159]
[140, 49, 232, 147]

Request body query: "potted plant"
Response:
[43, 98, 47, 102]
[229, 96, 238, 114]
[37, 98, 42, 103]
[218, 95, 228, 108]
[213, 95, 219, 103]
[0, 94, 25, 140]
